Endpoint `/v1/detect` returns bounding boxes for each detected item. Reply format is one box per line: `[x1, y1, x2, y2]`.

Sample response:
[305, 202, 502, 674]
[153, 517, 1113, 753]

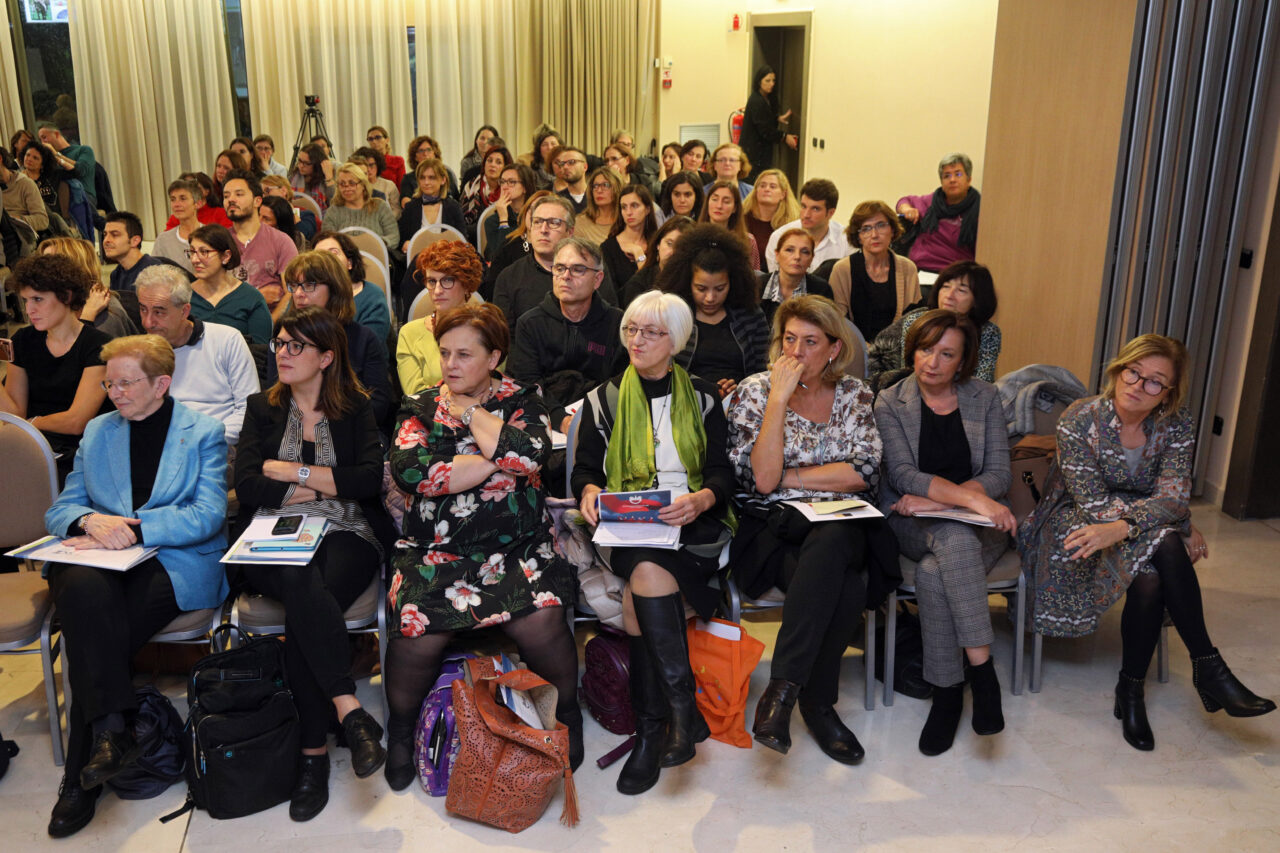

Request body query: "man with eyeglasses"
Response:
[491, 196, 620, 333]
[508, 238, 627, 460]
[554, 146, 591, 213]
[134, 265, 258, 449]
[222, 169, 298, 317]
[763, 178, 853, 273]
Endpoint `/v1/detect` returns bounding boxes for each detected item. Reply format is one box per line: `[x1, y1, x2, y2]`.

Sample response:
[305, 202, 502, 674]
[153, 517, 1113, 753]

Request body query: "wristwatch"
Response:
[77, 512, 94, 535]
[297, 465, 312, 487]
[462, 404, 481, 426]
[1121, 516, 1138, 540]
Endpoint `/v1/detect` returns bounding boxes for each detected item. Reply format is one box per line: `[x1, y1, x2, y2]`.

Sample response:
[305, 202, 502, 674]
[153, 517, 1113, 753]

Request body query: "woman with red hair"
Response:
[395, 240, 484, 395]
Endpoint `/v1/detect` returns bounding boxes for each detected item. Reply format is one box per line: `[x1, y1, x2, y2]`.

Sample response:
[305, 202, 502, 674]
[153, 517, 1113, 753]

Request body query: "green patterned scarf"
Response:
[606, 364, 706, 493]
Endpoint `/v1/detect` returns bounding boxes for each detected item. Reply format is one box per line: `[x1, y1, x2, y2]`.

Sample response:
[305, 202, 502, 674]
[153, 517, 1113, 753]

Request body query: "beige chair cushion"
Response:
[0, 420, 56, 548]
[0, 573, 51, 645]
[154, 607, 216, 638]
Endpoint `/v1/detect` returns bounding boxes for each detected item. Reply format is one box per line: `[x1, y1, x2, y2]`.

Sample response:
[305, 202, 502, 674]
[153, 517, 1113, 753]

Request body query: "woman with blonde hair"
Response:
[1019, 334, 1275, 751]
[743, 169, 801, 272]
[398, 158, 466, 253]
[321, 163, 399, 249]
[707, 143, 753, 199]
[38, 236, 136, 339]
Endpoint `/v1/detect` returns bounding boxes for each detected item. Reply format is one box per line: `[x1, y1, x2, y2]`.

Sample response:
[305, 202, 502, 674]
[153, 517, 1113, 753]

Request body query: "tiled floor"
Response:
[2, 503, 1277, 851]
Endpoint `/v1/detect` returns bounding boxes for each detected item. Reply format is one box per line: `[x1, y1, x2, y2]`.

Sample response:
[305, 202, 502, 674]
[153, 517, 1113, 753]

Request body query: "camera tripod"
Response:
[289, 98, 332, 171]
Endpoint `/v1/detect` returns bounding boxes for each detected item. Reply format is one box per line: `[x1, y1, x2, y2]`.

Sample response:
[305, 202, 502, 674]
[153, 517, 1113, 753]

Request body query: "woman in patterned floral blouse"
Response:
[727, 294, 898, 766]
[383, 302, 580, 789]
[1019, 334, 1274, 752]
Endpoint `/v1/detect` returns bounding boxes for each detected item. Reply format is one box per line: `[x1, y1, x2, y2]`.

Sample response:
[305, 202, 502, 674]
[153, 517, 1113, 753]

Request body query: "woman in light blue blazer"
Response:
[873, 309, 1015, 758]
[43, 334, 228, 839]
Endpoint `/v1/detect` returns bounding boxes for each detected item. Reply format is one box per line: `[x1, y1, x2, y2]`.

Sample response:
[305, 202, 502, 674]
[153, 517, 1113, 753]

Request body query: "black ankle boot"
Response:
[632, 593, 709, 768]
[798, 700, 864, 764]
[383, 716, 417, 792]
[1192, 649, 1277, 717]
[919, 683, 963, 756]
[968, 658, 1005, 736]
[47, 776, 100, 838]
[557, 705, 584, 772]
[290, 754, 330, 822]
[617, 637, 666, 795]
[1114, 671, 1154, 751]
[340, 708, 386, 778]
[753, 679, 801, 755]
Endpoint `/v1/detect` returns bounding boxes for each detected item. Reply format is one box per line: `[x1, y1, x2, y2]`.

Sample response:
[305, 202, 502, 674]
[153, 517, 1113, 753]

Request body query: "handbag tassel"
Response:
[560, 768, 580, 827]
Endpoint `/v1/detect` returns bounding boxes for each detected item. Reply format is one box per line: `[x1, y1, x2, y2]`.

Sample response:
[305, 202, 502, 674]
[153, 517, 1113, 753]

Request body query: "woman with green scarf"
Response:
[572, 290, 736, 797]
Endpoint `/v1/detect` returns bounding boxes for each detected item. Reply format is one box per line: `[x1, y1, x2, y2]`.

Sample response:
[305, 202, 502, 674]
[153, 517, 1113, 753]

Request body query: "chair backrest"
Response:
[406, 224, 466, 264]
[564, 407, 583, 498]
[293, 192, 322, 222]
[475, 204, 499, 256]
[360, 252, 393, 315]
[843, 318, 868, 379]
[341, 226, 390, 274]
[0, 413, 59, 549]
[408, 288, 435, 322]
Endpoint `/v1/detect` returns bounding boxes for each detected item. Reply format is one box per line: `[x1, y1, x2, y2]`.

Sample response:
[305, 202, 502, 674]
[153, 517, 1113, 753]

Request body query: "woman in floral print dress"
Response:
[1018, 334, 1274, 752]
[382, 302, 580, 791]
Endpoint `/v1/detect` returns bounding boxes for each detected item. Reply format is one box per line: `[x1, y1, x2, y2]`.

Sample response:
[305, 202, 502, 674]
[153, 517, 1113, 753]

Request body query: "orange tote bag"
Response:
[687, 618, 765, 748]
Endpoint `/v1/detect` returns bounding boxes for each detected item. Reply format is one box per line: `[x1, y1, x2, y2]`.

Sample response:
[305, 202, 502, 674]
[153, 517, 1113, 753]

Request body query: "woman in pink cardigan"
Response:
[896, 153, 980, 272]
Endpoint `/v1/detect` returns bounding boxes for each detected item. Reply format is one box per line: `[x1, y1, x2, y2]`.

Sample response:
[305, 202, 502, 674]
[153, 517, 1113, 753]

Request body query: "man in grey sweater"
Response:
[135, 265, 259, 447]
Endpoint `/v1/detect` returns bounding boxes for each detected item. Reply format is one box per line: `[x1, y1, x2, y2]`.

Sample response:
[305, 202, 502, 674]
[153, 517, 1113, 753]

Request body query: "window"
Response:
[222, 0, 252, 136]
[10, 0, 78, 139]
[407, 26, 418, 134]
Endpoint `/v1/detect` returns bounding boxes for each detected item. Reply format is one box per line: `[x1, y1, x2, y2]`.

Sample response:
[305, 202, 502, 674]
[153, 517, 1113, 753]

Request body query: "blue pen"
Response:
[249, 543, 317, 552]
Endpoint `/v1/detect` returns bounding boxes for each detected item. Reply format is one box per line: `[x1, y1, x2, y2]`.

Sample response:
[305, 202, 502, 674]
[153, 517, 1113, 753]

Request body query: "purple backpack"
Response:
[580, 625, 635, 735]
[414, 654, 474, 796]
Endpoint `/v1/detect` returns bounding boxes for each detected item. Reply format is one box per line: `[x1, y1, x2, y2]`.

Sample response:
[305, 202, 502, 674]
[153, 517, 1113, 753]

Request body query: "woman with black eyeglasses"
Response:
[234, 306, 396, 821]
[269, 250, 393, 426]
[1019, 334, 1275, 753]
[185, 224, 272, 345]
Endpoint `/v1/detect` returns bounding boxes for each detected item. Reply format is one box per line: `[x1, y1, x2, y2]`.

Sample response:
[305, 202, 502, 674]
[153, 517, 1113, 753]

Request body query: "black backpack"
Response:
[161, 625, 299, 822]
[107, 685, 186, 799]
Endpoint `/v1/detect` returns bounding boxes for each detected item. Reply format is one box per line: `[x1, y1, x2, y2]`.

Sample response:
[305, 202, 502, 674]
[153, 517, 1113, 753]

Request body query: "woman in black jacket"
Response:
[737, 66, 798, 180]
[659, 223, 769, 399]
[234, 307, 395, 821]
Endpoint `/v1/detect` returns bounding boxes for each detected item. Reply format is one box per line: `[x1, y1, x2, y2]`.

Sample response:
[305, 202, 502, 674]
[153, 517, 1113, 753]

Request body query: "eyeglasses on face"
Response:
[367, 134, 386, 142]
[551, 263, 600, 279]
[531, 216, 567, 231]
[1120, 366, 1170, 396]
[101, 376, 151, 392]
[621, 325, 668, 341]
[425, 275, 458, 290]
[336, 180, 362, 189]
[184, 247, 220, 259]
[285, 281, 325, 294]
[554, 159, 585, 169]
[269, 337, 321, 355]
[498, 178, 522, 187]
[858, 221, 892, 235]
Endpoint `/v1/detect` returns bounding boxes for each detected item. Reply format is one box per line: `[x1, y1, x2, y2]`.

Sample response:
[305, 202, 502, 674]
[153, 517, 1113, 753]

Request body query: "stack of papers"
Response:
[6, 535, 158, 571]
[913, 508, 996, 526]
[592, 489, 680, 550]
[221, 515, 330, 565]
[782, 499, 884, 522]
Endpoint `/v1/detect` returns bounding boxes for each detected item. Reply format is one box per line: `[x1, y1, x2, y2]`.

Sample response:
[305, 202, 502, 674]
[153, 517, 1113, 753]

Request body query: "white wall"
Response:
[657, 0, 998, 206]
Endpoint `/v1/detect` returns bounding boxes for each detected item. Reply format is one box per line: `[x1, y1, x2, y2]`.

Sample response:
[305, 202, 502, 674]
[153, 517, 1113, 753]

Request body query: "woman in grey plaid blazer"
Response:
[873, 309, 1016, 756]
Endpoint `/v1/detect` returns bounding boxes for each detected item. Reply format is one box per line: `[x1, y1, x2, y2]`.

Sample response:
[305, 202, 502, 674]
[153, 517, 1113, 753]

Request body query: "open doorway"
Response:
[748, 12, 810, 191]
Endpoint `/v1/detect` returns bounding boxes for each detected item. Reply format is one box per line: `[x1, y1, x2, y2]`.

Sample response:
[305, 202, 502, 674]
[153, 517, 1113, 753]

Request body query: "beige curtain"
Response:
[243, 0, 414, 170]
[68, 0, 237, 236]
[411, 0, 656, 165]
[0, 2, 23, 137]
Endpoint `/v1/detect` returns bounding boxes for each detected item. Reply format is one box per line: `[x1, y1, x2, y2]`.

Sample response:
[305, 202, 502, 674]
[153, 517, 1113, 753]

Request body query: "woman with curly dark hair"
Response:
[0, 254, 111, 473]
[659, 223, 769, 398]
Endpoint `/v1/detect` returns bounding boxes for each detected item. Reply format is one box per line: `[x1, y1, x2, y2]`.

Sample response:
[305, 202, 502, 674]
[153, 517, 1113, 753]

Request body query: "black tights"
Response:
[1120, 532, 1214, 679]
[382, 607, 579, 766]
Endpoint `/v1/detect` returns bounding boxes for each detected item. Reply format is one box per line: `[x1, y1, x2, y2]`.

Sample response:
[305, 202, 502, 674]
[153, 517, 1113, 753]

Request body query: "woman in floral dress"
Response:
[382, 302, 580, 790]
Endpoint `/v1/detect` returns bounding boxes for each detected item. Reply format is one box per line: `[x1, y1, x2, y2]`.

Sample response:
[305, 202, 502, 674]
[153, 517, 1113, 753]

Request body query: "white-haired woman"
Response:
[571, 290, 736, 796]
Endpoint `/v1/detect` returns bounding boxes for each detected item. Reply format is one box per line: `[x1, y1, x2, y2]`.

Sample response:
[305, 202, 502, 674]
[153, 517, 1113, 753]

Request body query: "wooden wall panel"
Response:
[979, 0, 1140, 383]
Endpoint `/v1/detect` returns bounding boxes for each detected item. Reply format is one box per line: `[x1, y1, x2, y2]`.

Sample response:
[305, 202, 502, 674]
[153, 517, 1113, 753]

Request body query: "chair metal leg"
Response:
[41, 607, 64, 766]
[863, 608, 875, 711]
[378, 577, 389, 727]
[1012, 573, 1026, 696]
[1157, 623, 1169, 683]
[1030, 630, 1044, 693]
[883, 593, 898, 707]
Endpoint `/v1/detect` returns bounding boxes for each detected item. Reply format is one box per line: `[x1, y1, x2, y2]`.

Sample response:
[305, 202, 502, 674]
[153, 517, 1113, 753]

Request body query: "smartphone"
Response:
[0, 338, 12, 362]
[271, 515, 304, 536]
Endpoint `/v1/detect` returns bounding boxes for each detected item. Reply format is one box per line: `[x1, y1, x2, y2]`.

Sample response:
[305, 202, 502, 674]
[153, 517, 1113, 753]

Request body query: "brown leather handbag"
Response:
[445, 658, 579, 832]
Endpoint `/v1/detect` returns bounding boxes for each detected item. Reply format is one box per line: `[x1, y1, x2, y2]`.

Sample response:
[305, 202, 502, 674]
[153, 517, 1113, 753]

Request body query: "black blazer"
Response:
[233, 392, 397, 551]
